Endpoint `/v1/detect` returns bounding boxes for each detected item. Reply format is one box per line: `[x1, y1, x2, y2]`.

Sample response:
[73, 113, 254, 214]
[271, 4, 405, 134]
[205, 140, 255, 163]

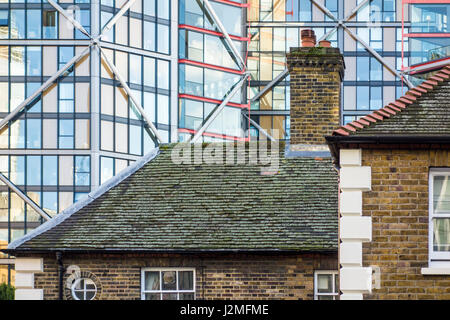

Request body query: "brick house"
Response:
[2, 40, 346, 300]
[6, 28, 450, 301]
[327, 65, 450, 299]
[3, 142, 338, 300]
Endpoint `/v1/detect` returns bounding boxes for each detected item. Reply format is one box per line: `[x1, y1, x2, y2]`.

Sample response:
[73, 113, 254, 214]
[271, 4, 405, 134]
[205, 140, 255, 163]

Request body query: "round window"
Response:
[71, 278, 97, 300]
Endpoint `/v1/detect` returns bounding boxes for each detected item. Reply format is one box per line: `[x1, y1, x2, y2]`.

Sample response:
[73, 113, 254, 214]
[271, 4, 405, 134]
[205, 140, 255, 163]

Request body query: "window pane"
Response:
[43, 10, 57, 39]
[162, 271, 176, 290]
[433, 176, 450, 213]
[434, 218, 450, 252]
[179, 293, 195, 300]
[162, 293, 177, 300]
[145, 293, 160, 300]
[145, 271, 160, 291]
[43, 156, 57, 186]
[27, 156, 41, 186]
[317, 274, 332, 293]
[178, 271, 193, 290]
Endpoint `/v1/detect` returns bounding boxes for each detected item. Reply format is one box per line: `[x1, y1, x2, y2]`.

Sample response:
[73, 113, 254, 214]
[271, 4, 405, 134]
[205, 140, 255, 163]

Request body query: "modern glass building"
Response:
[246, 0, 450, 137]
[177, 0, 249, 142]
[0, 0, 178, 284]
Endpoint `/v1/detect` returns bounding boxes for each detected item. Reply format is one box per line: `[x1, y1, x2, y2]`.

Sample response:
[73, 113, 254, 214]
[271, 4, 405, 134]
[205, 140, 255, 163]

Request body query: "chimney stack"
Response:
[287, 29, 345, 149]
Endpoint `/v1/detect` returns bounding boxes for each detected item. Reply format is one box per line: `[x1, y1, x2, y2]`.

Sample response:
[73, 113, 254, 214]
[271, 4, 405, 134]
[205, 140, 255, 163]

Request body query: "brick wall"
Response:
[360, 147, 450, 299]
[286, 47, 344, 146]
[27, 252, 336, 300]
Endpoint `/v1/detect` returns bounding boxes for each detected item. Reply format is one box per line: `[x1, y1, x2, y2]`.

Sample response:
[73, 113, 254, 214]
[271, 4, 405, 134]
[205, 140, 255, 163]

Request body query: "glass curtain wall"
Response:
[178, 0, 248, 142]
[0, 0, 173, 286]
[247, 0, 410, 137]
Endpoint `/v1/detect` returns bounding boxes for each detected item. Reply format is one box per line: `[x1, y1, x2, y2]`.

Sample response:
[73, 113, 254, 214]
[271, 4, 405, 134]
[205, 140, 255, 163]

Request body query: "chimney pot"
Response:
[301, 29, 316, 47]
[319, 40, 331, 48]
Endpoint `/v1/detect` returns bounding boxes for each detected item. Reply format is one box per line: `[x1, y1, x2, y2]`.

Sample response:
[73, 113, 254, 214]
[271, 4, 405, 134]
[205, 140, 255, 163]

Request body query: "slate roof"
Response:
[7, 143, 338, 253]
[332, 65, 450, 137]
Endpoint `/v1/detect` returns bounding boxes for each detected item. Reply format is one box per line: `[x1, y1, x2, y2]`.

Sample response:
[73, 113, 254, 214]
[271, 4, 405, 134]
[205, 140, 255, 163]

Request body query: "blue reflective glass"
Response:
[26, 156, 41, 186]
[129, 125, 142, 155]
[42, 192, 58, 216]
[74, 192, 89, 202]
[43, 156, 57, 186]
[75, 156, 90, 186]
[143, 21, 156, 51]
[27, 47, 41, 76]
[130, 54, 142, 85]
[27, 10, 42, 39]
[0, 10, 8, 26]
[75, 9, 90, 39]
[26, 119, 41, 149]
[59, 120, 74, 149]
[43, 10, 57, 39]
[11, 10, 25, 39]
[357, 87, 370, 110]
[10, 156, 25, 185]
[100, 157, 114, 185]
[27, 82, 42, 113]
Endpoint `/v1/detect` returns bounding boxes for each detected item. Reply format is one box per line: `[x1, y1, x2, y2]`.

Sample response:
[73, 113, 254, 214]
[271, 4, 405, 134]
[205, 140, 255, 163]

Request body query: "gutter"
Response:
[325, 135, 450, 163]
[2, 248, 338, 256]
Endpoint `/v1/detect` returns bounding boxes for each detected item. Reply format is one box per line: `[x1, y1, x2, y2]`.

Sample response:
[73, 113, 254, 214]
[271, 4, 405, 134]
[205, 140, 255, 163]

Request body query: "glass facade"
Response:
[246, 0, 450, 132]
[409, 3, 450, 66]
[0, 0, 175, 285]
[177, 0, 248, 142]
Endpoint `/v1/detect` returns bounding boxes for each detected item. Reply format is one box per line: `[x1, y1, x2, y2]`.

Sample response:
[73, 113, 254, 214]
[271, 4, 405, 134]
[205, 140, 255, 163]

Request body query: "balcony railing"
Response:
[428, 44, 450, 62]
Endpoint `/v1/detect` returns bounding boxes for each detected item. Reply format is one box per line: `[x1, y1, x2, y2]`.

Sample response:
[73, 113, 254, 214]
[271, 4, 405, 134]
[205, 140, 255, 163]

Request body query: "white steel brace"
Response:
[0, 173, 52, 221]
[97, 46, 163, 143]
[242, 113, 276, 142]
[1, 0, 161, 142]
[202, 0, 246, 71]
[189, 73, 249, 143]
[250, 0, 413, 105]
[309, 0, 413, 88]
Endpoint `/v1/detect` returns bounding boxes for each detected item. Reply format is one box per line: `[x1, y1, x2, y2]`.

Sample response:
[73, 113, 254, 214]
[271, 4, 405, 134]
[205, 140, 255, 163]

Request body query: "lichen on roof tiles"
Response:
[10, 142, 338, 253]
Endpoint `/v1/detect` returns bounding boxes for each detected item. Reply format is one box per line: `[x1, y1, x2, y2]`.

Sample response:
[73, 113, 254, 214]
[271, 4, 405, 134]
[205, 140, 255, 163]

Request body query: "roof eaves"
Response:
[333, 65, 450, 137]
[7, 147, 161, 250]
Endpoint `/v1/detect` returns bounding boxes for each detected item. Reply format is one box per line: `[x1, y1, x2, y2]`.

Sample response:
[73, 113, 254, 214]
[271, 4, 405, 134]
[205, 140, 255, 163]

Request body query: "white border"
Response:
[140, 268, 196, 300]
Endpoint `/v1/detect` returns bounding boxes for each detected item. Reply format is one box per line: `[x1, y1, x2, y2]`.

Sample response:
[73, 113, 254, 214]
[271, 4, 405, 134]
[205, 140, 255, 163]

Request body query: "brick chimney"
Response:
[287, 29, 344, 149]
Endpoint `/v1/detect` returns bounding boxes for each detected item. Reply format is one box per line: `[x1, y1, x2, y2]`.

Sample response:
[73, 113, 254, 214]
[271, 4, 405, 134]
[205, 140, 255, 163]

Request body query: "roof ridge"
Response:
[7, 147, 161, 250]
[333, 65, 450, 136]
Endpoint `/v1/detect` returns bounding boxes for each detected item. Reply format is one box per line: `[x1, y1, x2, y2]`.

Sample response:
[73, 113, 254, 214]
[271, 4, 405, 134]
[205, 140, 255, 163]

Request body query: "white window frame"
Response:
[429, 169, 450, 265]
[314, 270, 339, 300]
[141, 268, 196, 300]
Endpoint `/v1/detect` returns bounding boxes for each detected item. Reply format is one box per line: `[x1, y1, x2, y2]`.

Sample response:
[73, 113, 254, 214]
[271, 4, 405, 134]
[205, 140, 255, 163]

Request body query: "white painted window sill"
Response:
[421, 268, 450, 275]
